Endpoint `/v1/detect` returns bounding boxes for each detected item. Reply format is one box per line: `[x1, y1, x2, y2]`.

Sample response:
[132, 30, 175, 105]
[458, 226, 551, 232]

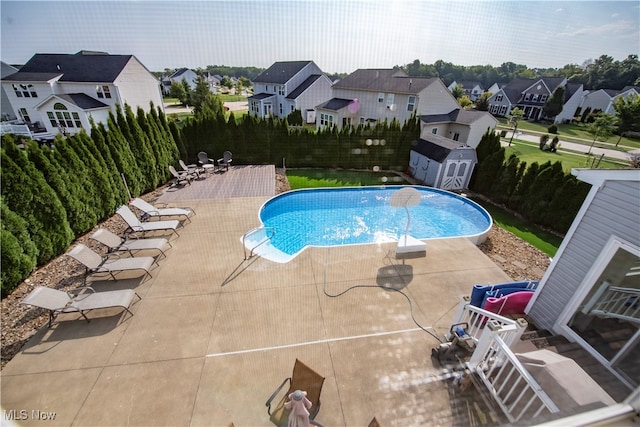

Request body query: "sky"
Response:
[1, 0, 639, 74]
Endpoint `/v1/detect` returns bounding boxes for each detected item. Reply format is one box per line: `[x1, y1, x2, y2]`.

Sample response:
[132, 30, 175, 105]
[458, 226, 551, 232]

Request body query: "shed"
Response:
[409, 136, 477, 190]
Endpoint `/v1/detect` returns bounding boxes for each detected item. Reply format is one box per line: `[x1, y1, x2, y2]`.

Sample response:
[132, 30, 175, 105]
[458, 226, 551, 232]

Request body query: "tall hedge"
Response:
[1, 199, 37, 297]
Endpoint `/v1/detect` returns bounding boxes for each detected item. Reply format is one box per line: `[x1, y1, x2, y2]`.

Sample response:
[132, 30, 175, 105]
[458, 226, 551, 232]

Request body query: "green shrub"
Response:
[1, 200, 37, 297]
[547, 124, 558, 134]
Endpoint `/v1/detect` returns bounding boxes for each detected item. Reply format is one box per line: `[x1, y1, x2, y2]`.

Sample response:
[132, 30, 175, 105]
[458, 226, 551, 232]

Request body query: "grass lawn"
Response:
[286, 168, 562, 256]
[219, 94, 247, 102]
[504, 140, 625, 172]
[497, 118, 640, 150]
[471, 198, 562, 257]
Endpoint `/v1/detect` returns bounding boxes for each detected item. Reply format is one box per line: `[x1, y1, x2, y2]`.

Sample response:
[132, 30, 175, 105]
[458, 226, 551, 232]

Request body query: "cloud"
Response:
[557, 20, 635, 37]
[555, 8, 564, 12]
[611, 13, 620, 18]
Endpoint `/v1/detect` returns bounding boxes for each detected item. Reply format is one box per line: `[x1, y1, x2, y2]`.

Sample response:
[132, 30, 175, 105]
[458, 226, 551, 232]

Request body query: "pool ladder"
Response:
[242, 227, 276, 260]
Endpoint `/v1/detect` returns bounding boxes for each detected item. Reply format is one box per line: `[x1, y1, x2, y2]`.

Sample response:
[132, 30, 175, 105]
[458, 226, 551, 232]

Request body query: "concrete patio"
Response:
[1, 166, 514, 426]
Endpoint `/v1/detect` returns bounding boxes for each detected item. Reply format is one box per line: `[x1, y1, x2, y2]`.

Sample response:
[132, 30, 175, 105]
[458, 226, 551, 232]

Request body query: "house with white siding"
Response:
[447, 80, 484, 101]
[1, 61, 19, 121]
[578, 86, 640, 116]
[316, 68, 460, 130]
[526, 168, 640, 391]
[161, 68, 198, 95]
[487, 77, 584, 123]
[1, 50, 163, 139]
[248, 61, 333, 122]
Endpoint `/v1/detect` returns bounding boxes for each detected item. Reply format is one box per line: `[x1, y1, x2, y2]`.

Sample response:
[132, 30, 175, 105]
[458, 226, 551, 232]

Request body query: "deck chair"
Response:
[21, 286, 141, 327]
[197, 151, 216, 174]
[266, 359, 325, 427]
[66, 243, 158, 284]
[217, 150, 232, 172]
[116, 205, 181, 238]
[90, 228, 171, 259]
[130, 198, 195, 223]
[179, 159, 204, 179]
[169, 165, 192, 186]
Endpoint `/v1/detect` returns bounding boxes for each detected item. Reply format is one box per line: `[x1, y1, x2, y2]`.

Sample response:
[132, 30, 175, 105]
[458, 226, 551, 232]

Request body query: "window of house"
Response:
[320, 113, 333, 127]
[499, 105, 508, 115]
[524, 93, 532, 101]
[540, 95, 548, 103]
[431, 128, 437, 134]
[386, 93, 395, 109]
[13, 83, 37, 98]
[407, 96, 416, 112]
[378, 93, 384, 103]
[49, 103, 82, 129]
[279, 103, 283, 114]
[453, 132, 460, 141]
[532, 94, 540, 102]
[495, 94, 503, 102]
[18, 108, 31, 123]
[278, 86, 285, 95]
[47, 112, 57, 127]
[291, 105, 294, 112]
[96, 85, 111, 99]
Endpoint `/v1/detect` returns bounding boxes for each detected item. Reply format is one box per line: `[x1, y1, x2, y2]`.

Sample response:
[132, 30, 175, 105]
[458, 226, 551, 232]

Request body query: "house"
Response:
[409, 136, 477, 190]
[161, 68, 198, 95]
[248, 61, 332, 122]
[526, 169, 640, 391]
[1, 50, 163, 139]
[408, 109, 497, 190]
[448, 80, 484, 101]
[1, 61, 19, 120]
[487, 77, 584, 123]
[578, 85, 640, 116]
[316, 68, 460, 130]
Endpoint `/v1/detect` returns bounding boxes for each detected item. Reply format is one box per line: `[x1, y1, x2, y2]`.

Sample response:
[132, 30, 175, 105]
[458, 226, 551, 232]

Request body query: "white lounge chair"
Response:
[21, 286, 141, 327]
[129, 198, 195, 223]
[66, 243, 158, 284]
[116, 205, 181, 238]
[90, 228, 171, 259]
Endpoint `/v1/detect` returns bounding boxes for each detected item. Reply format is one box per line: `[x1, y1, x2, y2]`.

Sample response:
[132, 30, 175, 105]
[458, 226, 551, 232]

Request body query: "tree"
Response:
[220, 76, 233, 90]
[180, 78, 192, 105]
[168, 81, 187, 104]
[1, 199, 37, 296]
[191, 75, 212, 115]
[543, 85, 565, 120]
[475, 92, 492, 111]
[507, 107, 524, 146]
[451, 84, 465, 99]
[612, 93, 640, 146]
[458, 95, 472, 109]
[586, 113, 618, 154]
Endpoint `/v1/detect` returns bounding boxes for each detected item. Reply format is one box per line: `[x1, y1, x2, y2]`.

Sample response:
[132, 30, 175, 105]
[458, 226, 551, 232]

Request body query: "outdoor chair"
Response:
[217, 150, 233, 172]
[130, 197, 195, 223]
[169, 165, 193, 186]
[21, 286, 141, 327]
[66, 243, 158, 284]
[179, 159, 204, 179]
[197, 151, 216, 174]
[266, 359, 325, 427]
[90, 228, 171, 259]
[116, 205, 181, 238]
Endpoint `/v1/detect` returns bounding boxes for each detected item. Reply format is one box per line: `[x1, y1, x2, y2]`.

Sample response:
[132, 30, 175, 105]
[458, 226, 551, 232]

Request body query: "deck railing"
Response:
[0, 123, 33, 137]
[583, 282, 640, 325]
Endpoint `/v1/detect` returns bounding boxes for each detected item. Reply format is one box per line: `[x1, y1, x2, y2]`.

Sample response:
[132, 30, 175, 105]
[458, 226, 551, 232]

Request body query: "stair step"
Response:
[520, 329, 552, 341]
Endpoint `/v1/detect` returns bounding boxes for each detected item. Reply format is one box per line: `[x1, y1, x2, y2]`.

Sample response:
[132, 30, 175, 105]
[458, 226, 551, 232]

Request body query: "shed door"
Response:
[441, 160, 471, 190]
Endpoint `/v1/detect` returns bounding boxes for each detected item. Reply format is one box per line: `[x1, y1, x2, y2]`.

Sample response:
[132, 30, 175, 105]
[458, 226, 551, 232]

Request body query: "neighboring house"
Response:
[161, 67, 198, 95]
[486, 82, 502, 96]
[248, 61, 333, 122]
[526, 168, 640, 390]
[316, 68, 460, 130]
[448, 80, 484, 101]
[1, 61, 19, 120]
[409, 136, 477, 190]
[1, 50, 163, 139]
[419, 108, 498, 149]
[487, 77, 584, 123]
[578, 86, 640, 116]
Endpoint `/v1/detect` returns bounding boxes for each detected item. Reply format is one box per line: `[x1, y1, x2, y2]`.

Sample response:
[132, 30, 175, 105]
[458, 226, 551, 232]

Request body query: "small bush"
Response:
[547, 124, 558, 134]
[539, 134, 549, 150]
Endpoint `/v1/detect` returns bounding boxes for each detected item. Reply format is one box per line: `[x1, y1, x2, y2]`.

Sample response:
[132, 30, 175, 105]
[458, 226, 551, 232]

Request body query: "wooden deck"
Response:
[157, 165, 276, 202]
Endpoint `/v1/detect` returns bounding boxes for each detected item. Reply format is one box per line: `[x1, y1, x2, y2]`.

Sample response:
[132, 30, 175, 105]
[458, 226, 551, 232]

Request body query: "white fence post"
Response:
[469, 320, 502, 366]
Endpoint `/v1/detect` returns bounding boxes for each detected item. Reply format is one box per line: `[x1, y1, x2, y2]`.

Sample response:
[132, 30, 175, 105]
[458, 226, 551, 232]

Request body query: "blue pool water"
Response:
[253, 186, 492, 261]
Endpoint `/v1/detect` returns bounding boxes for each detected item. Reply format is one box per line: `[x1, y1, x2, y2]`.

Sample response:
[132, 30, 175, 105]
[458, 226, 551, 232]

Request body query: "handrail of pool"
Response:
[243, 227, 276, 260]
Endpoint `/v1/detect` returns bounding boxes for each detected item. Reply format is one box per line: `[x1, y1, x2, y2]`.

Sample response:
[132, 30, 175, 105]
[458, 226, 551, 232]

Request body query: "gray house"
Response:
[526, 169, 640, 390]
[409, 135, 477, 190]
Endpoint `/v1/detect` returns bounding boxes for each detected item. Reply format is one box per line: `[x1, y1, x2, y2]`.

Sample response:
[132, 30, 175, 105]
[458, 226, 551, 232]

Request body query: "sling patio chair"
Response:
[129, 198, 195, 223]
[66, 243, 158, 284]
[217, 150, 232, 172]
[21, 286, 141, 327]
[197, 151, 217, 175]
[90, 228, 171, 259]
[169, 165, 193, 186]
[266, 359, 325, 427]
[116, 205, 181, 238]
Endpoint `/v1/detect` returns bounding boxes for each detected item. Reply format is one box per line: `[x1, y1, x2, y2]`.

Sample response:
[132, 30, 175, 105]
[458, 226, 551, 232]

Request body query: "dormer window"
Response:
[524, 93, 532, 101]
[96, 85, 111, 99]
[278, 85, 285, 95]
[13, 83, 37, 98]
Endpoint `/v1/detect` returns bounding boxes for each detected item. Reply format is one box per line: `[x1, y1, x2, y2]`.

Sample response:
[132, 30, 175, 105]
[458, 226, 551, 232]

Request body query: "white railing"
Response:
[242, 226, 275, 260]
[583, 282, 640, 325]
[468, 321, 560, 423]
[448, 296, 527, 348]
[0, 122, 32, 137]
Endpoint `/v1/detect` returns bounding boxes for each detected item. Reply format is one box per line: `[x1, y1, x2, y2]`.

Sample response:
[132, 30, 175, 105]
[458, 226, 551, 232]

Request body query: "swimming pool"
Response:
[246, 186, 492, 262]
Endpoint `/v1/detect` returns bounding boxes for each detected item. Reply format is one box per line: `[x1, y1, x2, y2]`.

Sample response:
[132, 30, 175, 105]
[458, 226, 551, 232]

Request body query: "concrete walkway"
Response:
[1, 170, 515, 426]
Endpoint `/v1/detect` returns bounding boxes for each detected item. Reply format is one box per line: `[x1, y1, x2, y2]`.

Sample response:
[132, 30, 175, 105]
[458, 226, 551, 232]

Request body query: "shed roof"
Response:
[411, 136, 468, 163]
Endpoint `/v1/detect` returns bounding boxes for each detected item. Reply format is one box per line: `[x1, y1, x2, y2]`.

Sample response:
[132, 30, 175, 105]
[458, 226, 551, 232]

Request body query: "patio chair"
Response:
[116, 205, 181, 238]
[179, 159, 204, 179]
[217, 150, 232, 172]
[90, 228, 171, 259]
[130, 198, 195, 223]
[66, 243, 158, 284]
[266, 359, 325, 427]
[21, 286, 141, 327]
[197, 151, 216, 174]
[169, 165, 193, 186]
